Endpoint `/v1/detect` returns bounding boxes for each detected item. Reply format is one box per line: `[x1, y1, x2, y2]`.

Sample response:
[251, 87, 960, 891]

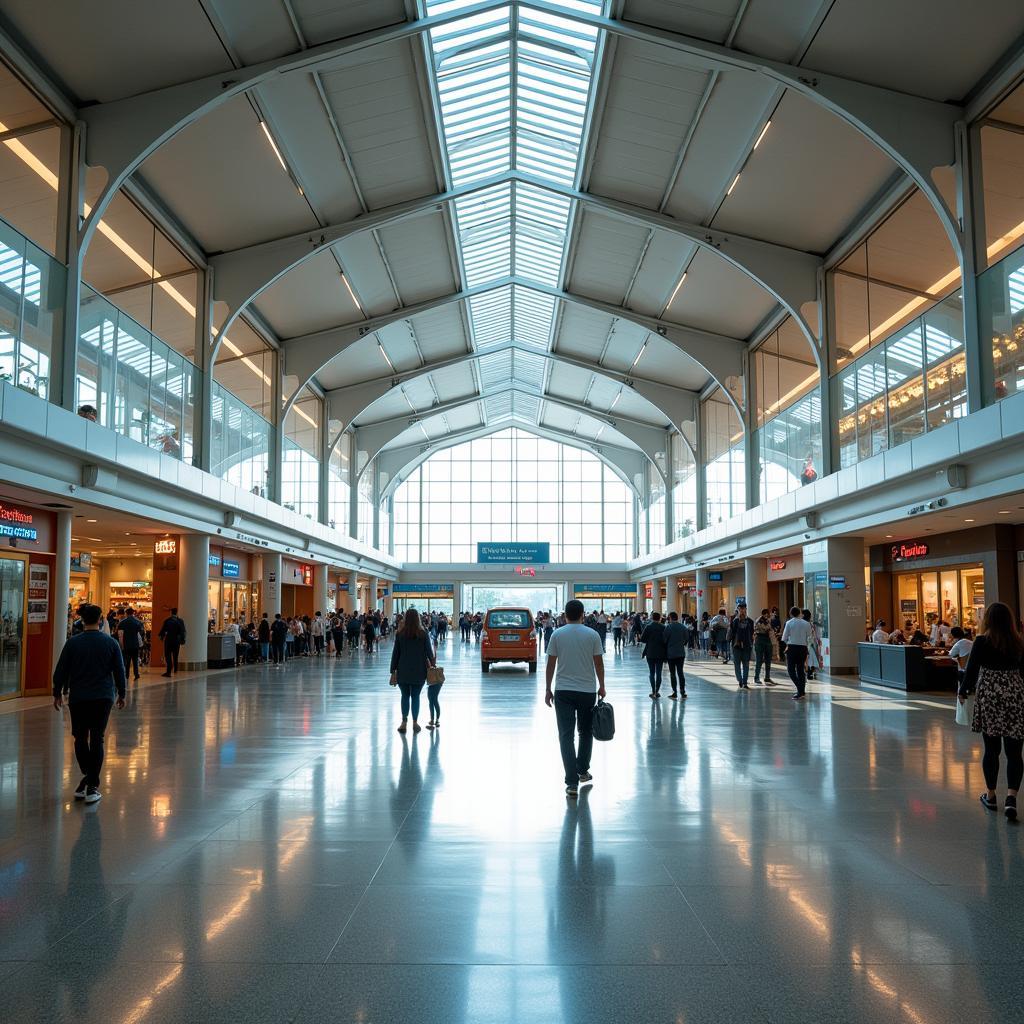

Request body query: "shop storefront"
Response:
[207, 547, 259, 628]
[281, 559, 313, 618]
[704, 567, 743, 612]
[0, 497, 59, 699]
[869, 525, 1018, 634]
[767, 554, 804, 612]
[575, 583, 638, 611]
[393, 582, 454, 615]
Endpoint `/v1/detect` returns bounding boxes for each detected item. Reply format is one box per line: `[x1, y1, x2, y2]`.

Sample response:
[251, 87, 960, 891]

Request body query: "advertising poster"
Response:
[28, 563, 50, 623]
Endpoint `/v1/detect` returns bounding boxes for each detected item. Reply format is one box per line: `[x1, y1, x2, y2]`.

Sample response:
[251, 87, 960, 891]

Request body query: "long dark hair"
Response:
[981, 601, 1024, 662]
[398, 607, 426, 640]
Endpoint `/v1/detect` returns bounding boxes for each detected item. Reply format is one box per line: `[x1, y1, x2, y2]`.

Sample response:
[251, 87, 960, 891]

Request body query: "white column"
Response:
[340, 570, 354, 612]
[651, 578, 663, 615]
[368, 575, 379, 612]
[696, 567, 709, 620]
[178, 533, 210, 670]
[52, 510, 72, 669]
[744, 557, 768, 615]
[665, 575, 679, 616]
[262, 551, 282, 616]
[313, 563, 328, 613]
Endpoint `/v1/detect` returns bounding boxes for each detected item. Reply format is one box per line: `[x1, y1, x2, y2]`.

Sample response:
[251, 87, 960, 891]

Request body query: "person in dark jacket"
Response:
[257, 613, 271, 662]
[640, 612, 668, 699]
[157, 608, 186, 677]
[389, 607, 435, 734]
[958, 601, 1024, 820]
[117, 607, 145, 682]
[52, 604, 126, 803]
[663, 611, 689, 699]
[269, 613, 288, 665]
[727, 602, 755, 688]
[753, 608, 776, 686]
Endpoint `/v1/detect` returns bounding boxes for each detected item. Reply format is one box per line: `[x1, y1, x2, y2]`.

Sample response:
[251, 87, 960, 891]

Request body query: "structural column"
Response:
[368, 575, 379, 612]
[262, 551, 282, 616]
[178, 533, 210, 671]
[803, 537, 867, 674]
[313, 563, 328, 614]
[744, 557, 768, 614]
[651, 578, 663, 615]
[51, 511, 72, 670]
[696, 567, 709, 621]
[665, 574, 679, 616]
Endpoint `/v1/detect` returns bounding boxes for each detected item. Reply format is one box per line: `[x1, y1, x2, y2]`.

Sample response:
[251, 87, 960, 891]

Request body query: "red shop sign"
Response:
[769, 559, 786, 571]
[891, 541, 929, 562]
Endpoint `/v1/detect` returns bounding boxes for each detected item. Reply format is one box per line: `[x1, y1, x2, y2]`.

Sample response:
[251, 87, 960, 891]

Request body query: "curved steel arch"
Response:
[208, 170, 822, 356]
[281, 277, 747, 422]
[376, 420, 648, 503]
[327, 342, 697, 441]
[76, 1, 963, 280]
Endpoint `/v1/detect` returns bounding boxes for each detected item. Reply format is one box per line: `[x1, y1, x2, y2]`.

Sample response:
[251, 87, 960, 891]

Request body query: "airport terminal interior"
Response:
[2, 0, 1024, 1020]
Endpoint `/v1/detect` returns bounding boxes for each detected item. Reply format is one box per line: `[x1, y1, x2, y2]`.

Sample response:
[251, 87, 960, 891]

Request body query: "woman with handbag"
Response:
[389, 607, 436, 734]
[959, 602, 1024, 820]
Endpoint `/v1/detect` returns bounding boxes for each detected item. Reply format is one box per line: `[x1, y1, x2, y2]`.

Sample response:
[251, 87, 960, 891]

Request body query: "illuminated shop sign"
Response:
[515, 566, 537, 577]
[0, 501, 37, 541]
[223, 560, 240, 578]
[393, 583, 453, 593]
[891, 541, 929, 562]
[154, 538, 177, 555]
[708, 571, 723, 582]
[301, 564, 313, 586]
[769, 559, 786, 571]
[209, 553, 222, 568]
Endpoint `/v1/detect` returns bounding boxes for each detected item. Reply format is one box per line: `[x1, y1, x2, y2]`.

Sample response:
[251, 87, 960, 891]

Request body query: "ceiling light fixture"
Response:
[998, 510, 1011, 514]
[378, 341, 396, 372]
[726, 173, 741, 196]
[260, 121, 288, 171]
[753, 120, 771, 150]
[87, 518, 97, 523]
[667, 271, 687, 308]
[964, 518, 975, 522]
[631, 342, 647, 369]
[341, 273, 364, 313]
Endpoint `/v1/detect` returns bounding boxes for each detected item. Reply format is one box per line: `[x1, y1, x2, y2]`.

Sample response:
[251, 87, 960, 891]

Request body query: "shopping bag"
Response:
[592, 699, 615, 741]
[955, 696, 973, 727]
[427, 665, 445, 685]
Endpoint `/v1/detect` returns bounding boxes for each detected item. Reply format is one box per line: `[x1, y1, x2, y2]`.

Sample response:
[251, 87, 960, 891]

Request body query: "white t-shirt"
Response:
[871, 628, 889, 643]
[782, 617, 814, 647]
[547, 623, 603, 693]
[948, 638, 973, 663]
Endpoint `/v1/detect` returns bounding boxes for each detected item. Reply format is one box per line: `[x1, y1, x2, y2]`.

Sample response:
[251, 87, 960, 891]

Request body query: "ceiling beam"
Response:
[283, 276, 744, 417]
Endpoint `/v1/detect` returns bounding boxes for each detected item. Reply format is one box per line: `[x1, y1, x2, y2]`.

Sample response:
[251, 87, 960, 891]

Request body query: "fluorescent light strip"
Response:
[726, 173, 741, 196]
[260, 121, 288, 171]
[753, 120, 771, 150]
[341, 272, 363, 313]
[631, 341, 647, 369]
[667, 271, 687, 308]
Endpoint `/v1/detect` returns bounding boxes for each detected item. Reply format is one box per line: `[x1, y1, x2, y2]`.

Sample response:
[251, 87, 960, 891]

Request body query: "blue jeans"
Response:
[260, 642, 269, 661]
[400, 682, 424, 720]
[733, 647, 751, 686]
[427, 683, 442, 721]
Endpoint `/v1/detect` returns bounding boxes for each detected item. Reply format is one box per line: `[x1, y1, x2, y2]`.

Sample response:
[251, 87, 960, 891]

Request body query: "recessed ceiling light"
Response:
[87, 519, 97, 523]
[998, 510, 1011, 514]
[885, 534, 893, 539]
[964, 518, 975, 522]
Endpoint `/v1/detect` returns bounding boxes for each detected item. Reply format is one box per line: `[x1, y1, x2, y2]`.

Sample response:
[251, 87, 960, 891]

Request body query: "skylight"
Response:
[424, 0, 605, 421]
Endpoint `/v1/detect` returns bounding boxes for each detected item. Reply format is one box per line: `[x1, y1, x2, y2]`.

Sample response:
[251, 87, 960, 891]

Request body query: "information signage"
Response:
[0, 501, 37, 542]
[477, 542, 550, 564]
[575, 583, 637, 598]
[70, 551, 92, 573]
[829, 574, 847, 590]
[891, 541, 929, 562]
[708, 571, 723, 582]
[208, 553, 222, 568]
[223, 560, 240, 579]
[27, 563, 49, 623]
[393, 583, 454, 593]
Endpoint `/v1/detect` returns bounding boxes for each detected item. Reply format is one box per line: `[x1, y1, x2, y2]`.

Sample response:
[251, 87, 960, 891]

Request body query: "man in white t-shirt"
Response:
[948, 626, 973, 683]
[545, 599, 606, 798]
[870, 621, 890, 644]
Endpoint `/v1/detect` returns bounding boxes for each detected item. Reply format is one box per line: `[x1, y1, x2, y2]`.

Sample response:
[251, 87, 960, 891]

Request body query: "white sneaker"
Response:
[84, 787, 102, 804]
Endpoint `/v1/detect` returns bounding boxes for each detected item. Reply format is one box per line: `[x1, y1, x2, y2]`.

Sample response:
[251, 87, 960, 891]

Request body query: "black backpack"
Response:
[592, 699, 615, 742]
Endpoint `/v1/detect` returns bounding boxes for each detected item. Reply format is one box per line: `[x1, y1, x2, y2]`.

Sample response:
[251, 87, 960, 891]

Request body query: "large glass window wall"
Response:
[213, 316, 274, 421]
[754, 318, 822, 503]
[835, 293, 966, 468]
[327, 441, 351, 534]
[282, 387, 321, 519]
[671, 433, 698, 540]
[77, 285, 196, 460]
[357, 473, 375, 548]
[211, 381, 271, 497]
[645, 460, 666, 554]
[0, 218, 64, 400]
[391, 428, 633, 563]
[702, 389, 745, 525]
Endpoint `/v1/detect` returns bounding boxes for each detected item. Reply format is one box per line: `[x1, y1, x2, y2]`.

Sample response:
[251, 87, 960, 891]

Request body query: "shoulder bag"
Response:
[427, 665, 445, 685]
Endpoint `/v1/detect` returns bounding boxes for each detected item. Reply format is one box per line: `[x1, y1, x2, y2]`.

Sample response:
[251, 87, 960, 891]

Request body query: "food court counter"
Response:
[857, 642, 958, 692]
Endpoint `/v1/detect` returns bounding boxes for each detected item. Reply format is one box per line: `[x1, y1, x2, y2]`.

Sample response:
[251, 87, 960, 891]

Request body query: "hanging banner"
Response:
[477, 542, 550, 564]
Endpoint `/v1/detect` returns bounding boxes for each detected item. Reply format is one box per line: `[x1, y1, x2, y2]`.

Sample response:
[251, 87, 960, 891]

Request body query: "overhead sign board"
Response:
[477, 542, 550, 564]
[708, 571, 723, 582]
[223, 560, 240, 578]
[0, 502, 37, 542]
[575, 583, 638, 598]
[393, 583, 454, 593]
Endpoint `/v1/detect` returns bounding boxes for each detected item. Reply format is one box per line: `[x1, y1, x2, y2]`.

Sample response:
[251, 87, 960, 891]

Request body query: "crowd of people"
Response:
[52, 594, 1024, 817]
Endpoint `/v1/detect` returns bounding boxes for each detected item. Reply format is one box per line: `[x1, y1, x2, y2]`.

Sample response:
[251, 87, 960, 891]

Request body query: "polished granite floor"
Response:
[1, 635, 1022, 1023]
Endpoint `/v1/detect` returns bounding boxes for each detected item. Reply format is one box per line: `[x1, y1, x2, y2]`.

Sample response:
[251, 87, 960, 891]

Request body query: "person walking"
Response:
[710, 608, 730, 663]
[157, 608, 186, 677]
[595, 610, 608, 651]
[781, 605, 813, 700]
[611, 611, 624, 653]
[663, 610, 688, 699]
[753, 608, 776, 685]
[699, 612, 710, 657]
[958, 602, 1024, 820]
[52, 604, 126, 804]
[117, 607, 145, 682]
[640, 611, 668, 699]
[270, 612, 288, 665]
[544, 598, 605, 799]
[257, 612, 271, 662]
[311, 611, 325, 655]
[802, 608, 820, 679]
[727, 601, 755, 689]
[390, 607, 435, 734]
